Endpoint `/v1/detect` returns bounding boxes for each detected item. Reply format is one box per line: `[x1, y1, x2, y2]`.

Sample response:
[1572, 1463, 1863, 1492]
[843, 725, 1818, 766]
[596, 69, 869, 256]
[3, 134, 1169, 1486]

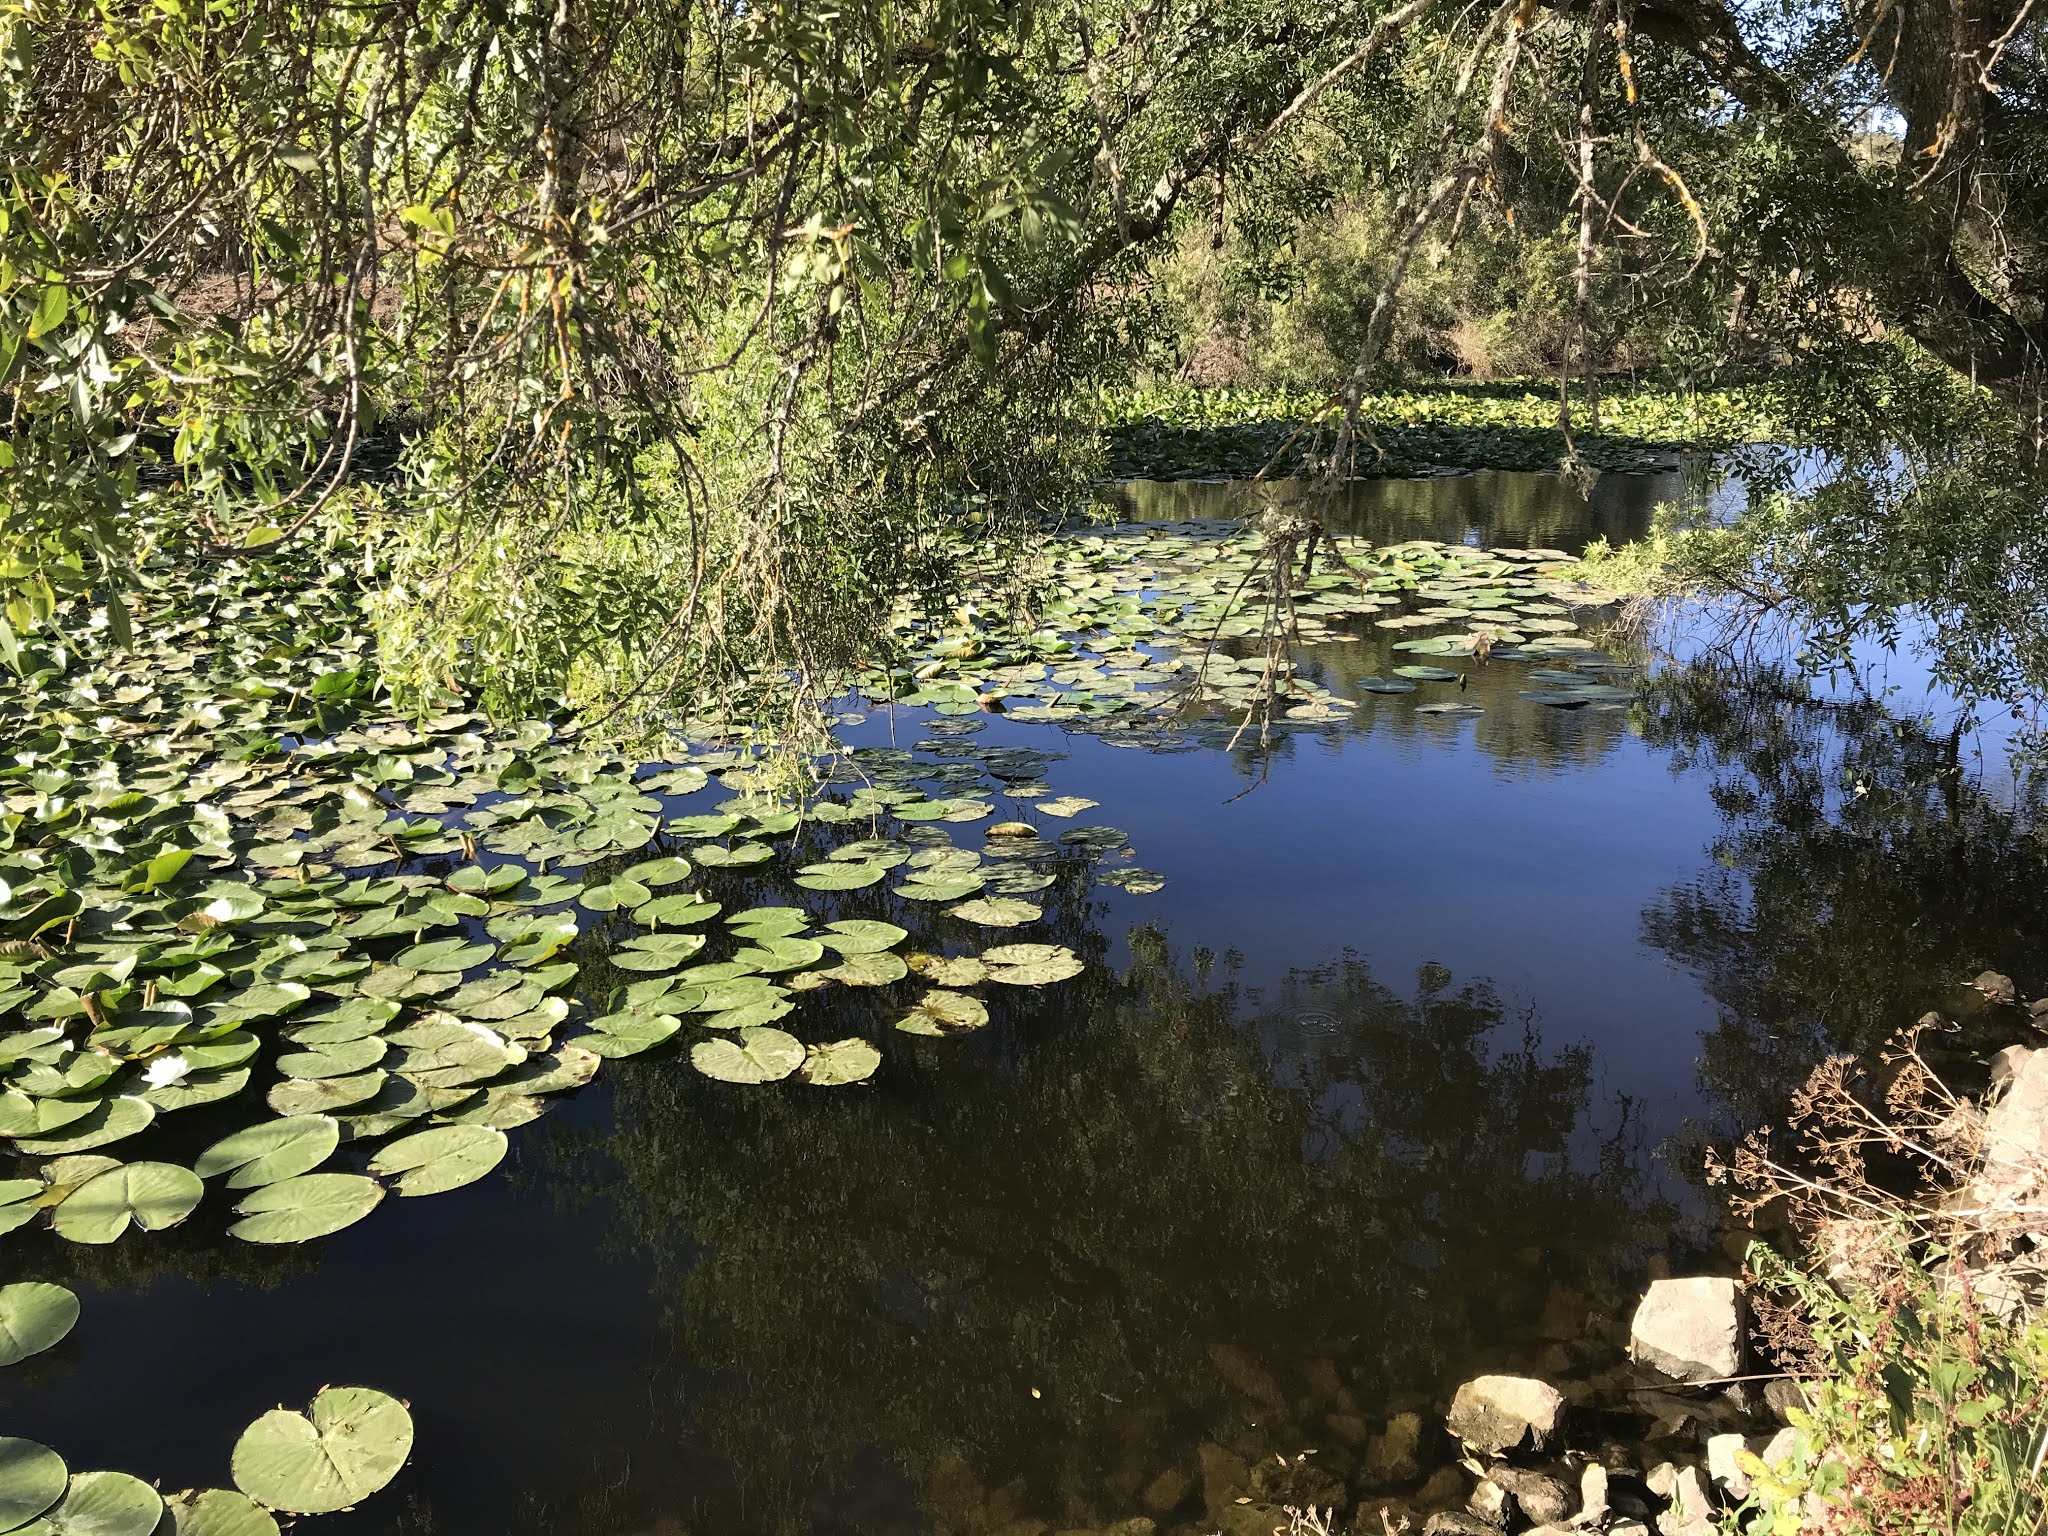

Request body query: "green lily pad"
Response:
[393, 938, 493, 973]
[196, 1117, 342, 1189]
[14, 1471, 162, 1536]
[947, 897, 1041, 927]
[609, 932, 708, 972]
[981, 944, 1085, 986]
[1392, 665, 1460, 681]
[698, 998, 794, 1031]
[820, 952, 908, 986]
[0, 1284, 80, 1366]
[367, 1124, 508, 1196]
[691, 1028, 804, 1083]
[724, 906, 810, 937]
[729, 937, 825, 974]
[231, 1386, 412, 1514]
[49, 1164, 203, 1245]
[799, 1039, 881, 1086]
[275, 1036, 387, 1080]
[13, 1097, 155, 1156]
[0, 1439, 67, 1531]
[228, 1173, 385, 1244]
[819, 920, 908, 955]
[156, 1488, 281, 1536]
[267, 1070, 387, 1117]
[575, 1012, 682, 1058]
[631, 894, 720, 926]
[621, 855, 692, 887]
[689, 842, 773, 868]
[894, 990, 990, 1035]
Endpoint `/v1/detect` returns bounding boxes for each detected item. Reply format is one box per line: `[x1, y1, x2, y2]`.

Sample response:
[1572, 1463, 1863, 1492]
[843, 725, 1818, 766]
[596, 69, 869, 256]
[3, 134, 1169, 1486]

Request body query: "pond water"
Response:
[8, 466, 2048, 1536]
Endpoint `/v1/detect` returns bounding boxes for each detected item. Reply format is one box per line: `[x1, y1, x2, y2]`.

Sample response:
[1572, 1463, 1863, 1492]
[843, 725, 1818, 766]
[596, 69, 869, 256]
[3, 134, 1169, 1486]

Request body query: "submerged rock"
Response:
[1360, 1411, 1423, 1486]
[1207, 1343, 1289, 1411]
[1140, 1470, 1189, 1516]
[1630, 1278, 1746, 1381]
[1446, 1375, 1567, 1455]
[1424, 1515, 1502, 1536]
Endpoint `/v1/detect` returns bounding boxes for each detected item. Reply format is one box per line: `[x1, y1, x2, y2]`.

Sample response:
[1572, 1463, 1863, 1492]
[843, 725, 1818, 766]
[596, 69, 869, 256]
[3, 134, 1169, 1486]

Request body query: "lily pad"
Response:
[820, 952, 909, 987]
[231, 1386, 413, 1514]
[13, 1098, 155, 1156]
[393, 938, 493, 973]
[981, 944, 1085, 986]
[195, 1117, 342, 1189]
[14, 1471, 161, 1536]
[690, 1028, 804, 1084]
[156, 1488, 281, 1536]
[0, 1439, 67, 1531]
[367, 1125, 508, 1196]
[894, 990, 990, 1035]
[229, 1173, 385, 1244]
[575, 1012, 682, 1058]
[947, 897, 1041, 927]
[50, 1164, 203, 1245]
[819, 920, 908, 955]
[799, 1039, 881, 1086]
[0, 1284, 80, 1366]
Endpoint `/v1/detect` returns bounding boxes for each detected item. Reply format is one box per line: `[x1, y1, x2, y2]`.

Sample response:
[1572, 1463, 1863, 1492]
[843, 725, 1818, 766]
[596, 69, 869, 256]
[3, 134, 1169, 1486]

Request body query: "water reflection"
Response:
[519, 933, 1664, 1535]
[1106, 468, 1687, 553]
[1637, 660, 2048, 1131]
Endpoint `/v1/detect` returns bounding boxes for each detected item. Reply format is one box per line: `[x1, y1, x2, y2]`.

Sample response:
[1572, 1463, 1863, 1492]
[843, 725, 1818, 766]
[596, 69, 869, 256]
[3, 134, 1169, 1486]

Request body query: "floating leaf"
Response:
[894, 990, 989, 1035]
[195, 1117, 341, 1189]
[691, 1028, 803, 1083]
[947, 897, 1040, 927]
[157, 1488, 281, 1536]
[819, 920, 908, 955]
[228, 1174, 385, 1244]
[393, 938, 493, 973]
[631, 894, 720, 926]
[0, 1439, 67, 1531]
[50, 1164, 203, 1245]
[729, 937, 824, 974]
[799, 1039, 881, 1086]
[981, 944, 1085, 986]
[267, 1070, 387, 1118]
[0, 1284, 80, 1366]
[367, 1125, 507, 1196]
[609, 932, 707, 972]
[621, 855, 692, 887]
[15, 1471, 161, 1536]
[13, 1097, 155, 1156]
[575, 1012, 681, 1058]
[231, 1386, 412, 1514]
[820, 952, 908, 986]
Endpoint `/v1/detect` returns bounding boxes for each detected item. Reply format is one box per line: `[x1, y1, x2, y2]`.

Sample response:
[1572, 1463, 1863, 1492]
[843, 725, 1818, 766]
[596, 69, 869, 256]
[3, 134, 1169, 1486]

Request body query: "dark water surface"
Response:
[9, 467, 2048, 1536]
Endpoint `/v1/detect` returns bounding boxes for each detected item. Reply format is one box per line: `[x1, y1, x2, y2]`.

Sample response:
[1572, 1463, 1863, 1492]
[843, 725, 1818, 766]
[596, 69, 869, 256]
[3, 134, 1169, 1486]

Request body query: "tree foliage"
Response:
[3, 0, 2043, 715]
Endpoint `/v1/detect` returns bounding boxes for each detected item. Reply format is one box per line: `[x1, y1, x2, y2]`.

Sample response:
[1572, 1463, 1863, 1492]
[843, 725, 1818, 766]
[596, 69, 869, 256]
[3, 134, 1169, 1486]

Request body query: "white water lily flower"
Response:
[142, 1053, 192, 1088]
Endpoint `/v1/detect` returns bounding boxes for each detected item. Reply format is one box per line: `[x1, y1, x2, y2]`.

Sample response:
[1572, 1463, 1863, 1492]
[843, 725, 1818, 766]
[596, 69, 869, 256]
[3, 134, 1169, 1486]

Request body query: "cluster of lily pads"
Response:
[864, 518, 1639, 731]
[1, 1281, 412, 1533]
[1, 526, 1178, 1254]
[1095, 381, 1781, 481]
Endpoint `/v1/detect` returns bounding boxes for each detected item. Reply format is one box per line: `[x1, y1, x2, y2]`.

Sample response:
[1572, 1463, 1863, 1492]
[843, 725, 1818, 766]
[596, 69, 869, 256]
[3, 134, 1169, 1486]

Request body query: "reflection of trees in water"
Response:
[1187, 634, 1635, 782]
[1114, 469, 1676, 554]
[1637, 661, 2048, 1131]
[521, 928, 1669, 1535]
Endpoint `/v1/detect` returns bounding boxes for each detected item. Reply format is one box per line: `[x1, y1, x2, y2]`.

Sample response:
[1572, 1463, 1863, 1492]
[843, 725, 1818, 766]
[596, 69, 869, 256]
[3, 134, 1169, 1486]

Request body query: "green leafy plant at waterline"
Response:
[1722, 1239, 2048, 1536]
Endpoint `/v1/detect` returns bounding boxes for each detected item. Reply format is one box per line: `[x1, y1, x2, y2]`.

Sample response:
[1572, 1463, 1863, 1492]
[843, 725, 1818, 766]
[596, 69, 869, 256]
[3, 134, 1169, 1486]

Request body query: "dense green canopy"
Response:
[2, 0, 2042, 714]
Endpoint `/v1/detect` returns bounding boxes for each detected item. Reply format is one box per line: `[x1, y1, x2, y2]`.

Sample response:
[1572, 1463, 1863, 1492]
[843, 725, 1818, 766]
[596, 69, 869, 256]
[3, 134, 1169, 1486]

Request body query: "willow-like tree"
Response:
[2, 0, 2041, 718]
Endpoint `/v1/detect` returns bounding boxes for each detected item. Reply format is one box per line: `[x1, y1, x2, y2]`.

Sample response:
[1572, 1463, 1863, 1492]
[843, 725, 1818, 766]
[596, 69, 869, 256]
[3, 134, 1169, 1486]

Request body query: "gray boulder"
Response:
[1631, 1278, 1746, 1382]
[1489, 1466, 1573, 1525]
[1446, 1375, 1567, 1455]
